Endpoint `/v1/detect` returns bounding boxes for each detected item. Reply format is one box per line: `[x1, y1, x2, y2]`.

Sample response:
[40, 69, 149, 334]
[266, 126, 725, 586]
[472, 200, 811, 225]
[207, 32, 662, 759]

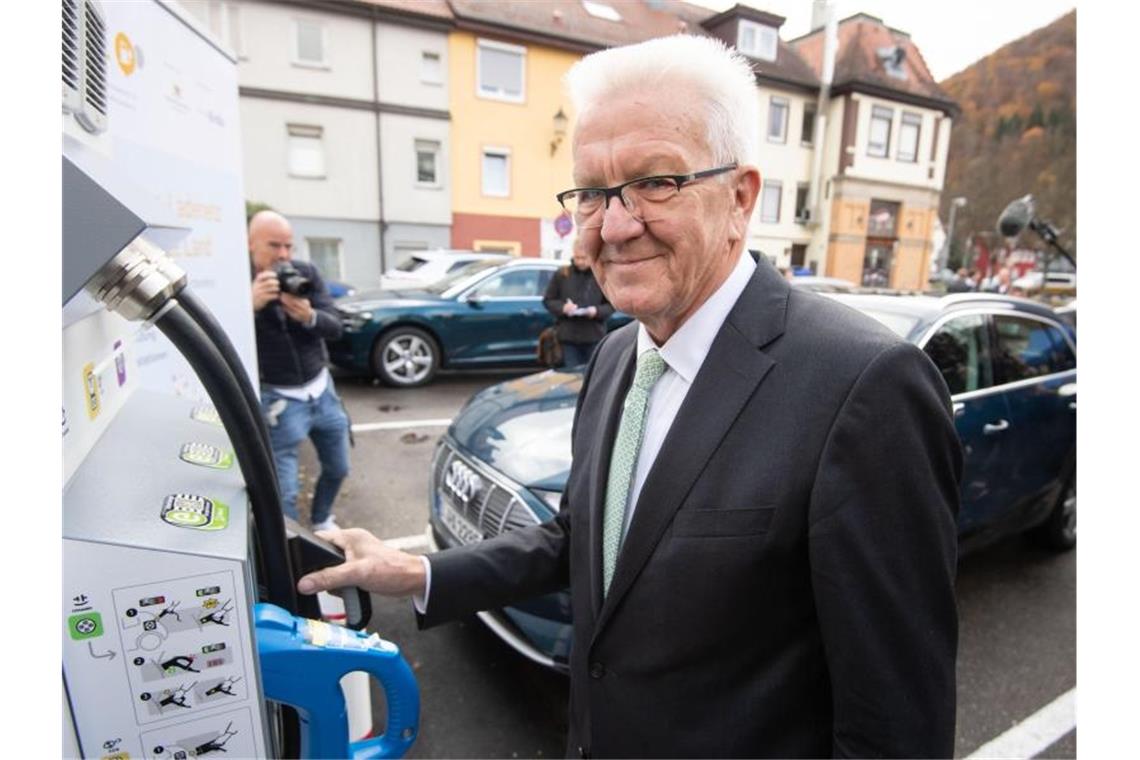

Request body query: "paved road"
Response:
[296, 369, 1076, 758]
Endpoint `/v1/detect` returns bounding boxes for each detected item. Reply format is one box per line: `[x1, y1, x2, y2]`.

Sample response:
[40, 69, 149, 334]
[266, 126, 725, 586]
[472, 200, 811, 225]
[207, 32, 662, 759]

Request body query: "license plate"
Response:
[440, 499, 483, 545]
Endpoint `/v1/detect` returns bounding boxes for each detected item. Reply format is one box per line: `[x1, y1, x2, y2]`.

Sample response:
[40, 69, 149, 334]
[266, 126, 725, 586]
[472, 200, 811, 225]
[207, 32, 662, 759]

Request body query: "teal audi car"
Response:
[327, 258, 629, 387]
[427, 291, 1077, 671]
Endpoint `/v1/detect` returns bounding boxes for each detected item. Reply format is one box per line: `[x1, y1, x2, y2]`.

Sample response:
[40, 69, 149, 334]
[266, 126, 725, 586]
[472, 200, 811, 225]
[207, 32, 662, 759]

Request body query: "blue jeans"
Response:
[260, 383, 350, 524]
[561, 341, 598, 369]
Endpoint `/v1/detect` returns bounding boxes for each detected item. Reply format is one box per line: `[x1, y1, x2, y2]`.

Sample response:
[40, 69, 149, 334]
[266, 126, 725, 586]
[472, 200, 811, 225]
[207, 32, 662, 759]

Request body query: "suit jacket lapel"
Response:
[584, 329, 637, 618]
[593, 261, 790, 636]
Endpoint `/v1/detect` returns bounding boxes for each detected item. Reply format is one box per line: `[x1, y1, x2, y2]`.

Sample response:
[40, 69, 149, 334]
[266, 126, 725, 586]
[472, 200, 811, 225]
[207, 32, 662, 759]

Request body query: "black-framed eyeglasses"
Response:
[556, 163, 738, 229]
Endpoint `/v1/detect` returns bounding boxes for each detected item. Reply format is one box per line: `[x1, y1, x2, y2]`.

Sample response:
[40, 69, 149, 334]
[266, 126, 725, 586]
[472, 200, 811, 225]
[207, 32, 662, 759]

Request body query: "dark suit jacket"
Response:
[423, 259, 962, 758]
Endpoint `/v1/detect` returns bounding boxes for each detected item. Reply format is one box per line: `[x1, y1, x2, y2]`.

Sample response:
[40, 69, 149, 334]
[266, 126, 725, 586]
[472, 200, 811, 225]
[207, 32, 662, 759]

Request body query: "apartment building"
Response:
[186, 1, 956, 289]
[443, 0, 711, 259]
[792, 12, 957, 288]
[184, 0, 454, 286]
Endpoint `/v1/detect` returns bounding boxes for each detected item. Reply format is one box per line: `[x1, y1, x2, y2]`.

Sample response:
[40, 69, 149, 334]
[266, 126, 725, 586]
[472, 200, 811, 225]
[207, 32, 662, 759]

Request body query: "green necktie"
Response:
[602, 348, 667, 596]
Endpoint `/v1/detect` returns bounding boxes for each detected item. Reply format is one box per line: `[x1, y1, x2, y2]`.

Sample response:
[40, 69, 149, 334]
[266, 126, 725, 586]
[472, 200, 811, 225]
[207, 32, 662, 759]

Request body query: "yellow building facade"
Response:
[448, 31, 582, 257]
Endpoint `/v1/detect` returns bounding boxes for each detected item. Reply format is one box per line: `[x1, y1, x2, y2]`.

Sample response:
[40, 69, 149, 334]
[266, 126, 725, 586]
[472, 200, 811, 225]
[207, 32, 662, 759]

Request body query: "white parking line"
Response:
[351, 418, 452, 433]
[966, 688, 1076, 759]
[383, 532, 431, 552]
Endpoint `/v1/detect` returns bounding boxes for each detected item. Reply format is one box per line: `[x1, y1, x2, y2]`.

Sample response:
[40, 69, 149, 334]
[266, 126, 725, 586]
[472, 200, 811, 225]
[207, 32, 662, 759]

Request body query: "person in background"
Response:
[946, 266, 974, 292]
[543, 237, 614, 367]
[985, 266, 1013, 294]
[249, 210, 349, 532]
[296, 35, 960, 758]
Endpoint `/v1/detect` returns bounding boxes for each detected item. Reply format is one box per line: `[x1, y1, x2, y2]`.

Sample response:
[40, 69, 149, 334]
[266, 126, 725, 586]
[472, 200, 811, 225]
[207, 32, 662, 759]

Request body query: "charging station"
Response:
[62, 3, 418, 757]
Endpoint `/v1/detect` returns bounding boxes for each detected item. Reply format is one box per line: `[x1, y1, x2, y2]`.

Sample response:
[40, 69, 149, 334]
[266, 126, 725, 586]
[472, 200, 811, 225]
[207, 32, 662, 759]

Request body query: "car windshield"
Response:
[425, 259, 505, 294]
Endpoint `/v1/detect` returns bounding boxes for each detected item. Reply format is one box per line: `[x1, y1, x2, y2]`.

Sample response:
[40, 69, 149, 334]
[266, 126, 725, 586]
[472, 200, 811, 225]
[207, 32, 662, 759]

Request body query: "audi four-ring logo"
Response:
[444, 460, 483, 504]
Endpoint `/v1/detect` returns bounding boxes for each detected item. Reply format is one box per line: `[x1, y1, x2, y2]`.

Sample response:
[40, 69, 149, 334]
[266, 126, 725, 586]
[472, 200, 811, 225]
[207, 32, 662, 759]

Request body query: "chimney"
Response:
[811, 0, 829, 31]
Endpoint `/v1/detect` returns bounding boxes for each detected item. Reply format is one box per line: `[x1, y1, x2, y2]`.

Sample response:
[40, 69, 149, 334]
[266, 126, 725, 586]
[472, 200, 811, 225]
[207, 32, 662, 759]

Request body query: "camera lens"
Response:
[274, 263, 314, 297]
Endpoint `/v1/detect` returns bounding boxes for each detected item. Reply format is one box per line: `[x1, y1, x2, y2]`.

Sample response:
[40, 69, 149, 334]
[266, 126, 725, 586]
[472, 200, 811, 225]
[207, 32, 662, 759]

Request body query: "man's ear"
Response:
[735, 166, 761, 218]
[729, 167, 761, 239]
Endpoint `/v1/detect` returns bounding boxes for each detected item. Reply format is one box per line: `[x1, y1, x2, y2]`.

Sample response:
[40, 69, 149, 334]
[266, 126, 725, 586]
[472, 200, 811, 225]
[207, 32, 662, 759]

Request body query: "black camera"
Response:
[273, 262, 314, 297]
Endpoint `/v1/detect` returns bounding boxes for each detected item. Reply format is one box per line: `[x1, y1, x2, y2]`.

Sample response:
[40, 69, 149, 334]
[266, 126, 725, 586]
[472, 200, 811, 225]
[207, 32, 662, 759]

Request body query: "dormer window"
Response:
[877, 45, 908, 80]
[582, 0, 622, 22]
[738, 19, 777, 62]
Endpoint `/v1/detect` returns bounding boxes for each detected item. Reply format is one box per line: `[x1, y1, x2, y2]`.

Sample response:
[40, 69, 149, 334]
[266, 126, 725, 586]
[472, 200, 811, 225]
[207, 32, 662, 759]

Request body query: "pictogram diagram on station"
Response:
[113, 571, 249, 725]
[140, 708, 258, 758]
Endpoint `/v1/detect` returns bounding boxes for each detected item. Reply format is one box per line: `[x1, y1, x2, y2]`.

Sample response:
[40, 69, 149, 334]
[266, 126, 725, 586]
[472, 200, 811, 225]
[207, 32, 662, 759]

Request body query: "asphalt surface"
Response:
[294, 368, 1076, 759]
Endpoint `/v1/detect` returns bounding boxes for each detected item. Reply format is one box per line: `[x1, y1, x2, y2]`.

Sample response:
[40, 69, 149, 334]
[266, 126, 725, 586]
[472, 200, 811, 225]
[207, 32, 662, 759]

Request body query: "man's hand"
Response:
[251, 270, 280, 311]
[562, 299, 579, 315]
[280, 293, 315, 324]
[296, 528, 427, 598]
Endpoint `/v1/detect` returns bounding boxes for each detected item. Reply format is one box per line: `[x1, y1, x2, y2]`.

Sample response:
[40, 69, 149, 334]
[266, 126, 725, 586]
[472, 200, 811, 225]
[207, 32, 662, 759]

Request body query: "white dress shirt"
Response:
[415, 249, 757, 611]
[622, 249, 755, 538]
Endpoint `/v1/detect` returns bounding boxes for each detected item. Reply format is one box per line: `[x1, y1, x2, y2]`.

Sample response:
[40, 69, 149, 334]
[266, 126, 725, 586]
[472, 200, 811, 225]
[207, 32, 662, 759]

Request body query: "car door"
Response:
[448, 267, 555, 365]
[921, 312, 1010, 538]
[990, 313, 1077, 527]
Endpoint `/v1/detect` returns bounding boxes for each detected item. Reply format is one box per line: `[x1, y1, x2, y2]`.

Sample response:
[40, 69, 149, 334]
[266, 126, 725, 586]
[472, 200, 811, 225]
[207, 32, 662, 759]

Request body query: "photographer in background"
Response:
[543, 237, 614, 367]
[249, 210, 349, 532]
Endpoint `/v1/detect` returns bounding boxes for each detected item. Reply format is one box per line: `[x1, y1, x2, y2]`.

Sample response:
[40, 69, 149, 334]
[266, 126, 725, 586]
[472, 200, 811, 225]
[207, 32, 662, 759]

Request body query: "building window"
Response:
[287, 124, 325, 178]
[801, 103, 816, 145]
[794, 184, 809, 222]
[477, 39, 525, 103]
[293, 19, 326, 67]
[737, 19, 777, 61]
[482, 148, 510, 197]
[307, 238, 342, 281]
[415, 139, 440, 186]
[420, 51, 442, 84]
[897, 112, 921, 162]
[868, 105, 893, 157]
[867, 198, 900, 237]
[768, 97, 789, 143]
[760, 180, 782, 223]
[202, 1, 244, 57]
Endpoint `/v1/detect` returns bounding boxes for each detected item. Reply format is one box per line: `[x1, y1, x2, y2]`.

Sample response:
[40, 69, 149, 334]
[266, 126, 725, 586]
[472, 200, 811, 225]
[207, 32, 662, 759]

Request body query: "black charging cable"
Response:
[156, 300, 297, 613]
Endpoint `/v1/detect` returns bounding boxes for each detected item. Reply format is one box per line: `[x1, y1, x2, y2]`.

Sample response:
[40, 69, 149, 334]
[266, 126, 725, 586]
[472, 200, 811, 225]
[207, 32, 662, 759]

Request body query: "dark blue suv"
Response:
[426, 292, 1076, 670]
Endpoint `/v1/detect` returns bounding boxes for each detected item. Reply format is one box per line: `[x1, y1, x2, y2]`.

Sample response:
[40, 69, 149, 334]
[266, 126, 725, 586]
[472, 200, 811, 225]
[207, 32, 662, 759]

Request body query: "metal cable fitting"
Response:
[86, 236, 187, 322]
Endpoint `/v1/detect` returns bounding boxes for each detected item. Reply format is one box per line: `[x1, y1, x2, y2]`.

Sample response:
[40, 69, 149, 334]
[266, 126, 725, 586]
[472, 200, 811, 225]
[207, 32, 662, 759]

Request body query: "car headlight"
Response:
[532, 488, 563, 513]
[340, 311, 373, 330]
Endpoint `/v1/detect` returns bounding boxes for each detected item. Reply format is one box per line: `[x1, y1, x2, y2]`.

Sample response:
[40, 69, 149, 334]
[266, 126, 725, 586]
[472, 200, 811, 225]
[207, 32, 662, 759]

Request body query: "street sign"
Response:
[554, 211, 573, 238]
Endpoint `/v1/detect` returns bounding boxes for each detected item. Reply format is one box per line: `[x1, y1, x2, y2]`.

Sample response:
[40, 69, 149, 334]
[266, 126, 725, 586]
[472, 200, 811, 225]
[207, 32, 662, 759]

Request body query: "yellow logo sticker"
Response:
[82, 362, 101, 420]
[115, 32, 136, 76]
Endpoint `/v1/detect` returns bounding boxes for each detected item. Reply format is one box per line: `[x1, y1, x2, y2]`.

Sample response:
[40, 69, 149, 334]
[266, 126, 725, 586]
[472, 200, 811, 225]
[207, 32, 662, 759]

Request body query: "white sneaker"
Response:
[311, 516, 340, 532]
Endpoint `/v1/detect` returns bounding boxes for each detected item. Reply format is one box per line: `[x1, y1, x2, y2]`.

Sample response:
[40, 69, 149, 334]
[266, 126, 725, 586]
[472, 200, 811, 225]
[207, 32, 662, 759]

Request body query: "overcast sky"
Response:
[690, 0, 1077, 81]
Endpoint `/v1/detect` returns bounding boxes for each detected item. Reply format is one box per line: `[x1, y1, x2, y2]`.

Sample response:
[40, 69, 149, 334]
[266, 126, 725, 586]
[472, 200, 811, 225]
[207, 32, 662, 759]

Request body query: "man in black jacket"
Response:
[544, 238, 614, 367]
[297, 35, 959, 757]
[249, 210, 349, 532]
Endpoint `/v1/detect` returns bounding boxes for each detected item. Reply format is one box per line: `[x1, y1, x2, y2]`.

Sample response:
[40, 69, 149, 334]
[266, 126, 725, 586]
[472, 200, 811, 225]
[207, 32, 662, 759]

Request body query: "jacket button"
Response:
[589, 662, 606, 679]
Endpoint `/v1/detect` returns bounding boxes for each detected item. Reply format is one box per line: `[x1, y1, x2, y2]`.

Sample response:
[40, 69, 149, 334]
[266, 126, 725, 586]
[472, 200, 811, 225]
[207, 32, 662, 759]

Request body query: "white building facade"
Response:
[183, 0, 454, 288]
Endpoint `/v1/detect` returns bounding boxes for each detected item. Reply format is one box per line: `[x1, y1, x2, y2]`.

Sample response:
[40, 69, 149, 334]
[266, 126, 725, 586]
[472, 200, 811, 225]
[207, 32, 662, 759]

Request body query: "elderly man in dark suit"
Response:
[298, 34, 961, 759]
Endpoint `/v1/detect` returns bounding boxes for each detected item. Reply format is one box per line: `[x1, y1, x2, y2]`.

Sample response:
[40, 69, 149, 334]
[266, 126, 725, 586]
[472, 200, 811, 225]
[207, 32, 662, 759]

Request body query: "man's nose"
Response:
[599, 195, 644, 247]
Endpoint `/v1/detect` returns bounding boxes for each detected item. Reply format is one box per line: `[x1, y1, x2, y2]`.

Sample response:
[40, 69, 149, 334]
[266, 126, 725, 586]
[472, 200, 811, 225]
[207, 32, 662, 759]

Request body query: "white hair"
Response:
[564, 35, 760, 167]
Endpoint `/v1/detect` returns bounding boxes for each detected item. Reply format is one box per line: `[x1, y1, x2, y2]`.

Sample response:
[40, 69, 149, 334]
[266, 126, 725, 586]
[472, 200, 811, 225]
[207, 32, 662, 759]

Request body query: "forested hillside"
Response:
[940, 10, 1076, 262]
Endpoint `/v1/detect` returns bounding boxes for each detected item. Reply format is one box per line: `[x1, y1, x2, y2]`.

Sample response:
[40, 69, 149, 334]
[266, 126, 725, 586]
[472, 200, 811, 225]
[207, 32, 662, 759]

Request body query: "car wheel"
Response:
[371, 327, 439, 387]
[1031, 474, 1076, 551]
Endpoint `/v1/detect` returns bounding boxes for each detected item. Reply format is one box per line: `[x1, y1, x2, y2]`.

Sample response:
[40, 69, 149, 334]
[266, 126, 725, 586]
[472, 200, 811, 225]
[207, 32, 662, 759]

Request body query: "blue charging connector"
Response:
[254, 603, 420, 759]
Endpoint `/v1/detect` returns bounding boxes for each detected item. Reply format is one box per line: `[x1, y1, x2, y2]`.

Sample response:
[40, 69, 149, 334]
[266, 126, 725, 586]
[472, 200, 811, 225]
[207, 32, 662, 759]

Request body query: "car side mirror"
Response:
[463, 293, 488, 308]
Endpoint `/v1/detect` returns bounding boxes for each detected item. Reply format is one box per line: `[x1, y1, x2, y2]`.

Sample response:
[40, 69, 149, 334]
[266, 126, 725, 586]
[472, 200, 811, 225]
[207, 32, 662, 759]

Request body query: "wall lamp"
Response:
[550, 108, 568, 156]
